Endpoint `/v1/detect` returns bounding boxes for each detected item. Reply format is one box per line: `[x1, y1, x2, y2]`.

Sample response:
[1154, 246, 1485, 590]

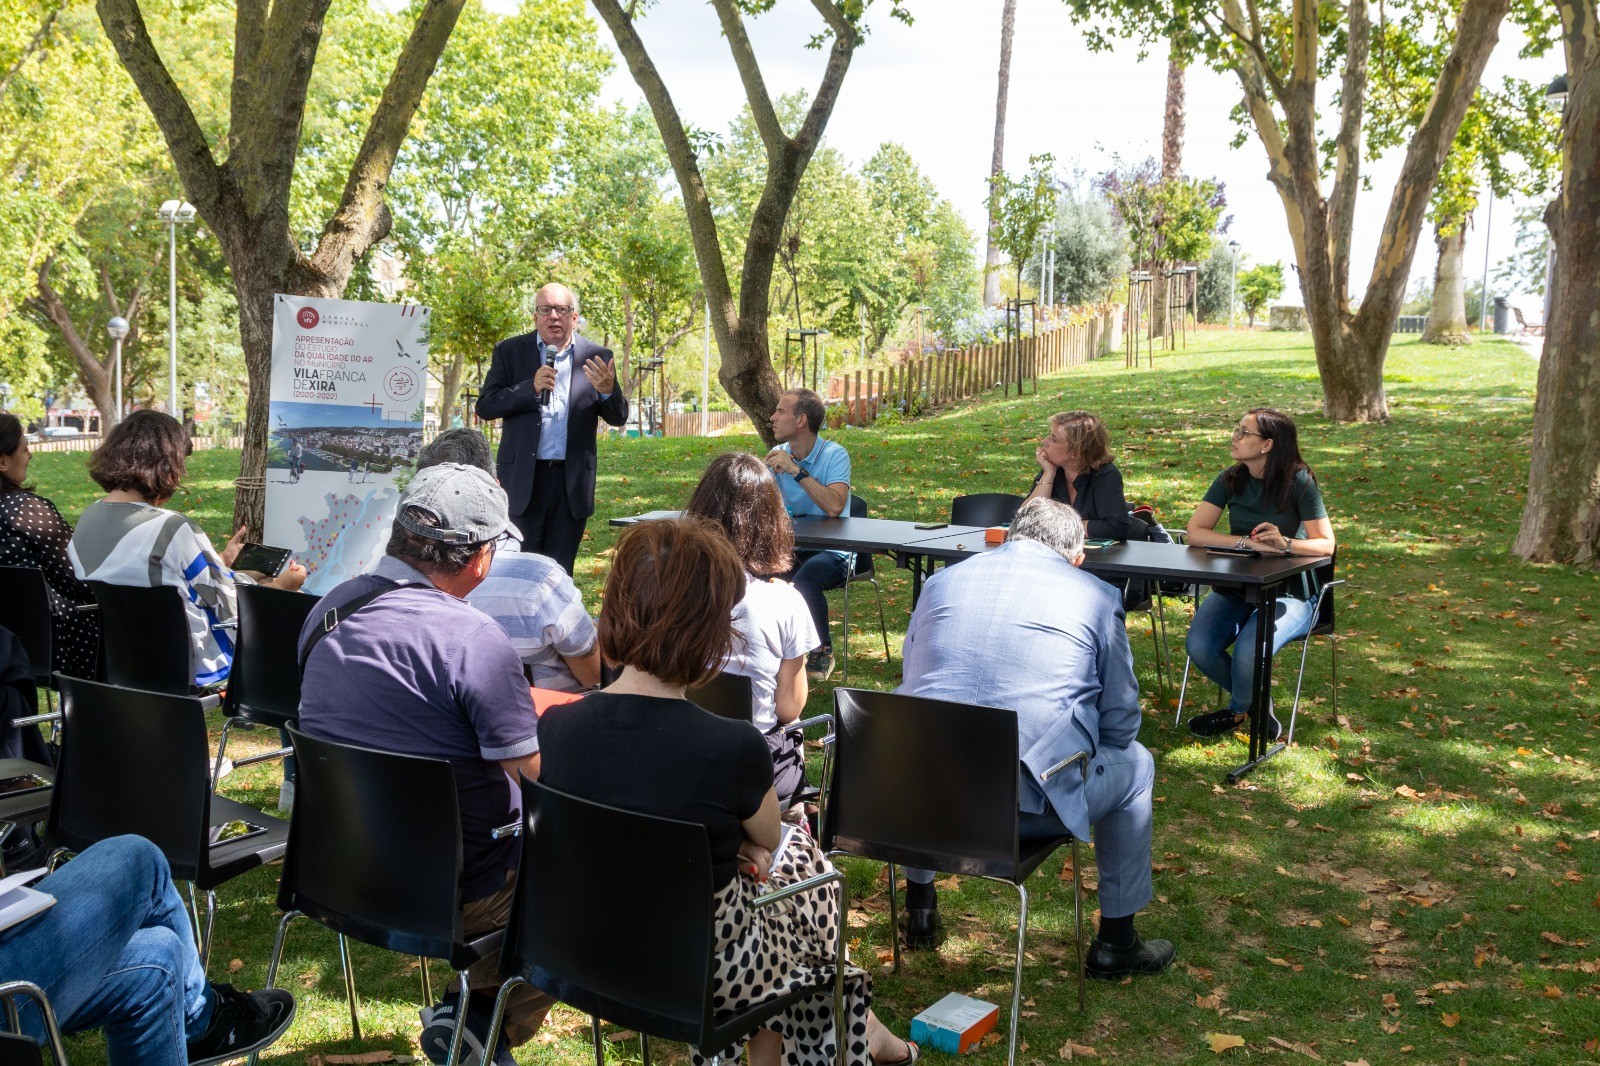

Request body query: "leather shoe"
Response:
[1084, 934, 1176, 979]
[900, 903, 942, 951]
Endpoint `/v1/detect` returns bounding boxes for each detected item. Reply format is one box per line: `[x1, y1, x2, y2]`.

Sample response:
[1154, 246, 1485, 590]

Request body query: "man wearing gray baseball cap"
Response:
[297, 462, 550, 1065]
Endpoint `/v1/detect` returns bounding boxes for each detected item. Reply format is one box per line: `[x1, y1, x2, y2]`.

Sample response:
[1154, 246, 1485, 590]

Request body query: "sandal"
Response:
[875, 1040, 920, 1066]
[1187, 708, 1243, 738]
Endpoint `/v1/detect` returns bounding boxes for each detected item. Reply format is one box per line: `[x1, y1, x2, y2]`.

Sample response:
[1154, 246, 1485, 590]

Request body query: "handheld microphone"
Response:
[539, 342, 557, 407]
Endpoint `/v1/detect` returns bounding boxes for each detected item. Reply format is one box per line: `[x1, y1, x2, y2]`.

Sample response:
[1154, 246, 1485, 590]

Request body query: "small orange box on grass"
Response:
[909, 993, 1000, 1054]
[984, 526, 1007, 545]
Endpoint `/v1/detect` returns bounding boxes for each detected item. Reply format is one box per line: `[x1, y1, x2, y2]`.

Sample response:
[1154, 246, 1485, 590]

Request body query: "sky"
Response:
[551, 0, 1560, 318]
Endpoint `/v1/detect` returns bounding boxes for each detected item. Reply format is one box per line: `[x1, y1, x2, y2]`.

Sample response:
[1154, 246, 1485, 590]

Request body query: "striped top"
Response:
[69, 500, 250, 687]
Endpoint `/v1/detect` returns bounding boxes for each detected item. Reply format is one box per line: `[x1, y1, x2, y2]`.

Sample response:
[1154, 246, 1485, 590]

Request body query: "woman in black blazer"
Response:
[1025, 410, 1145, 541]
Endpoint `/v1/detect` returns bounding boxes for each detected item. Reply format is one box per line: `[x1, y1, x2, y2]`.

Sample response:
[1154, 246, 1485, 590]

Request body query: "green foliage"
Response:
[1194, 239, 1237, 323]
[1027, 189, 1128, 308]
[1236, 262, 1286, 326]
[986, 153, 1059, 299]
[1495, 204, 1551, 298]
[1095, 155, 1224, 267]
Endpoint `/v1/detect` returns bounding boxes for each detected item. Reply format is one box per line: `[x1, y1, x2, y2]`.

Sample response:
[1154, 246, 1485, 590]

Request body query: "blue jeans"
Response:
[784, 550, 852, 650]
[1185, 589, 1316, 716]
[2, 835, 214, 1064]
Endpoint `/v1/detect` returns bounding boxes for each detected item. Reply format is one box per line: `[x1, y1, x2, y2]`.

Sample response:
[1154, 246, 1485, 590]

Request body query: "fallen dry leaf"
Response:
[1267, 1035, 1322, 1059]
[1057, 1041, 1097, 1059]
[1440, 1013, 1460, 1028]
[1205, 1033, 1246, 1054]
[227, 959, 244, 974]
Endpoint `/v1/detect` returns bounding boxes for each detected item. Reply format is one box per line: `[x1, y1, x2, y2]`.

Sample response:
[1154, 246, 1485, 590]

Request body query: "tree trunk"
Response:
[438, 351, 464, 430]
[1514, 3, 1600, 567]
[1421, 219, 1471, 345]
[1150, 262, 1172, 345]
[1161, 52, 1185, 180]
[982, 0, 1017, 309]
[28, 260, 120, 431]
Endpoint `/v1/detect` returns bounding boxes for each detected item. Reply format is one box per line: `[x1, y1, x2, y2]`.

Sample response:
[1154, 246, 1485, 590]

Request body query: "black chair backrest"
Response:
[686, 672, 754, 724]
[950, 493, 1024, 528]
[0, 567, 54, 688]
[226, 584, 317, 723]
[848, 494, 874, 577]
[823, 687, 1021, 878]
[283, 727, 467, 959]
[86, 582, 192, 695]
[0, 1031, 43, 1066]
[48, 676, 212, 880]
[505, 777, 715, 1044]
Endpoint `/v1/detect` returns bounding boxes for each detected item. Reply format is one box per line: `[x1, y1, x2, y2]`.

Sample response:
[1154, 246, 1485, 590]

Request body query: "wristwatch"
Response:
[794, 469, 811, 482]
[1281, 538, 1294, 555]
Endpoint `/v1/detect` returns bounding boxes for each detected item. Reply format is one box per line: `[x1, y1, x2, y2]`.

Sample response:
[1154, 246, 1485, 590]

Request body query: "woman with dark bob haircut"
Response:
[685, 452, 821, 809]
[69, 411, 306, 688]
[0, 412, 98, 677]
[1183, 407, 1336, 740]
[538, 517, 918, 1066]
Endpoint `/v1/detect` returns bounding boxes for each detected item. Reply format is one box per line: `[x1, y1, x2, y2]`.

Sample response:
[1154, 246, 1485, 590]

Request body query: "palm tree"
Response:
[982, 0, 1017, 309]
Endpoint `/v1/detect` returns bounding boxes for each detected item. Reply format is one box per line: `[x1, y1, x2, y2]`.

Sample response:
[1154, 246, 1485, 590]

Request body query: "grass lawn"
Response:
[28, 330, 1599, 1065]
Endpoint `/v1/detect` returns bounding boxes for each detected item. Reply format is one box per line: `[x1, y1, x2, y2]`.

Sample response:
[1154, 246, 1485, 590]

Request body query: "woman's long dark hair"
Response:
[0, 413, 31, 494]
[1223, 407, 1316, 509]
[684, 452, 794, 578]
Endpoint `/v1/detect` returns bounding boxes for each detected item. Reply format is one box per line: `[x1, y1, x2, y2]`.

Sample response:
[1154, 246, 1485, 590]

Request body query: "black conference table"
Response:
[609, 510, 1320, 782]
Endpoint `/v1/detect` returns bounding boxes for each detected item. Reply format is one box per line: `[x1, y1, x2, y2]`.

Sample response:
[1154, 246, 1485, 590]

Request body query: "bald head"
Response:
[534, 282, 578, 349]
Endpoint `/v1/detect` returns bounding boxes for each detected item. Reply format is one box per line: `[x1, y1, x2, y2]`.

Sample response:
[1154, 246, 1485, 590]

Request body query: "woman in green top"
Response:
[1183, 408, 1336, 739]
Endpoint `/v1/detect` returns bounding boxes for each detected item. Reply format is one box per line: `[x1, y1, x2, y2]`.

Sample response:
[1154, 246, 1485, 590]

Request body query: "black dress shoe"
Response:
[1084, 935, 1176, 979]
[900, 903, 942, 951]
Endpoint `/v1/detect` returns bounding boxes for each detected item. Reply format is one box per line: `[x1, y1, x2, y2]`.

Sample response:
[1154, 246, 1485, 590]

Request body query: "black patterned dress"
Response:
[0, 491, 99, 677]
[697, 829, 874, 1066]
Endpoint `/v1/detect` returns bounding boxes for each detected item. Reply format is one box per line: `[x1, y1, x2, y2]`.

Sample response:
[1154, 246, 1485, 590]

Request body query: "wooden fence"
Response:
[823, 308, 1119, 428]
[662, 410, 752, 438]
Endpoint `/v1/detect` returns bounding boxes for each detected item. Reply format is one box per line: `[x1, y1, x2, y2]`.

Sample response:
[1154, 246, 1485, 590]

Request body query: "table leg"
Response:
[1226, 585, 1288, 783]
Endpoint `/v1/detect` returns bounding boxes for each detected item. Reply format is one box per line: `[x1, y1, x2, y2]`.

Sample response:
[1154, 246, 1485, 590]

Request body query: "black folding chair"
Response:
[213, 585, 318, 791]
[481, 777, 847, 1066]
[822, 688, 1087, 1066]
[1175, 555, 1344, 745]
[839, 495, 891, 682]
[0, 568, 62, 707]
[950, 493, 1024, 528]
[261, 728, 502, 1066]
[0, 981, 68, 1066]
[44, 676, 288, 972]
[686, 672, 754, 723]
[85, 582, 200, 698]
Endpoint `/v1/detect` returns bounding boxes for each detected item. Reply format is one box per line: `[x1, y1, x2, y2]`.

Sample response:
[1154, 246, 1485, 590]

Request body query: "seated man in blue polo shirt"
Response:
[298, 462, 546, 1066]
[764, 387, 851, 681]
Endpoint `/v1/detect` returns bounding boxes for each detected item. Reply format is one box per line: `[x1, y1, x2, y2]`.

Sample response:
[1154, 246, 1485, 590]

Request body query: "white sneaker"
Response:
[278, 779, 295, 812]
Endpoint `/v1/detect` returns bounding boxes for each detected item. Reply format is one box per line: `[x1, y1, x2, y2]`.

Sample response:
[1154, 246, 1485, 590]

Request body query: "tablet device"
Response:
[1206, 545, 1261, 558]
[231, 543, 293, 578]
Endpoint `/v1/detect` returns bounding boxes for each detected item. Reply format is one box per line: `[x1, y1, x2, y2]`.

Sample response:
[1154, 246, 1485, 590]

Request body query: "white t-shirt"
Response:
[722, 573, 820, 733]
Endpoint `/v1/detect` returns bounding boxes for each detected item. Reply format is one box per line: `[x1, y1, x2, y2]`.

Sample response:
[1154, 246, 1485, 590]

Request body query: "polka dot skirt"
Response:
[0, 491, 99, 678]
[699, 832, 874, 1066]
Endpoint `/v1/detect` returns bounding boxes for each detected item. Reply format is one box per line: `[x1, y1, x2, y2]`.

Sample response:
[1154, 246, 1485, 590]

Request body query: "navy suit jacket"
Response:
[475, 332, 630, 518]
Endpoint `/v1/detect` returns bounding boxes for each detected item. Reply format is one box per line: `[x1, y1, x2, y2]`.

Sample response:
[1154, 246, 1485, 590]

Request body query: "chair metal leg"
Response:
[1145, 605, 1168, 705]
[211, 719, 234, 792]
[0, 981, 70, 1066]
[1330, 634, 1339, 715]
[185, 882, 205, 955]
[591, 1014, 605, 1066]
[1175, 655, 1194, 725]
[482, 976, 530, 1066]
[419, 957, 433, 1006]
[640, 1031, 652, 1066]
[337, 934, 362, 1042]
[251, 910, 301, 1066]
[1286, 631, 1315, 747]
[887, 862, 902, 974]
[444, 970, 472, 1066]
[841, 576, 852, 682]
[1005, 881, 1029, 1066]
[1070, 840, 1084, 1012]
[199, 889, 218, 974]
[872, 575, 890, 664]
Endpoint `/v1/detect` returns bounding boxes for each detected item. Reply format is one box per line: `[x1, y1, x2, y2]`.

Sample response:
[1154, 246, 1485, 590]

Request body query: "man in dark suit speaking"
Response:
[476, 282, 629, 574]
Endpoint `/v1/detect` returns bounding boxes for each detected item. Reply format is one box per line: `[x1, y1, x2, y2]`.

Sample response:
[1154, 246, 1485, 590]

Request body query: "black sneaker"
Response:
[806, 646, 835, 682]
[187, 983, 295, 1064]
[419, 993, 513, 1066]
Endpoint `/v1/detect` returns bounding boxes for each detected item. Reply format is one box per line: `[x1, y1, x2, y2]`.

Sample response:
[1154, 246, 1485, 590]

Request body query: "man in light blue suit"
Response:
[896, 497, 1174, 979]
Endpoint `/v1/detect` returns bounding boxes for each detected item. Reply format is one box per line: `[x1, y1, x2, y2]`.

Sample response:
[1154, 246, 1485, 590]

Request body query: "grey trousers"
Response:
[904, 741, 1155, 919]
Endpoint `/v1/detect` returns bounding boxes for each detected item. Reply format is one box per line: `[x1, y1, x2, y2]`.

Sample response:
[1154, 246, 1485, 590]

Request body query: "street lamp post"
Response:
[1227, 240, 1242, 329]
[156, 200, 196, 419]
[106, 316, 130, 426]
